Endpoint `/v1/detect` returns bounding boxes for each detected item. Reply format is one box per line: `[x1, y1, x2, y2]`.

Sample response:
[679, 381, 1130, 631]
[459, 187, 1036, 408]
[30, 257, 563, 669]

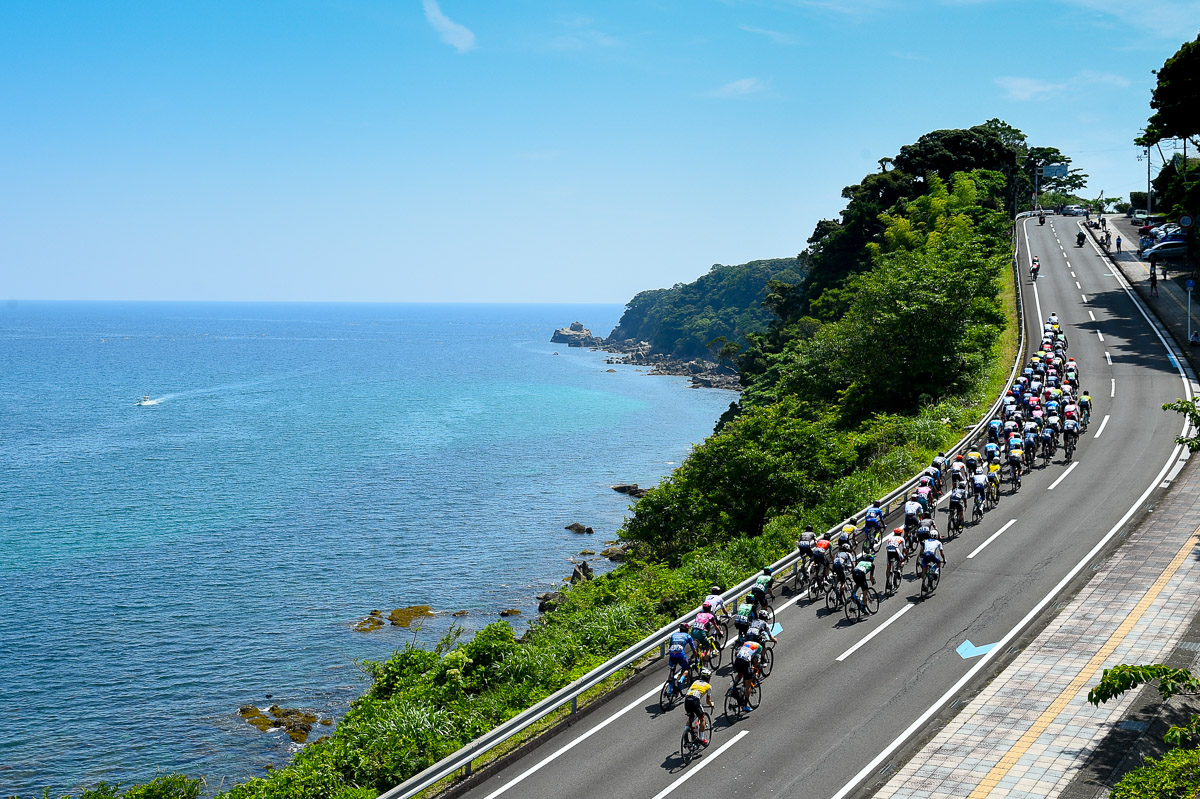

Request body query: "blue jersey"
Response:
[669, 631, 694, 654]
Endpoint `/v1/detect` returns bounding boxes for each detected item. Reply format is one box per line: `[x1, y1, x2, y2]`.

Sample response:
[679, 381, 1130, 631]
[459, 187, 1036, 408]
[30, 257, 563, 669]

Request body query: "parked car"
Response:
[1062, 205, 1086, 216]
[1132, 210, 1150, 223]
[1143, 240, 1189, 262]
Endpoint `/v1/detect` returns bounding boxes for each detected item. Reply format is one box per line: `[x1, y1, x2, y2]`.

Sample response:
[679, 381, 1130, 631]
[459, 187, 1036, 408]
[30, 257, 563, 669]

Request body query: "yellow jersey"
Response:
[687, 680, 712, 700]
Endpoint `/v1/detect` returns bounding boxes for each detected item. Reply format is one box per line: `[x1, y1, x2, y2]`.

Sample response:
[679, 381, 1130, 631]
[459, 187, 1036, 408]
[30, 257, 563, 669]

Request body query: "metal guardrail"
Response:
[381, 220, 1028, 799]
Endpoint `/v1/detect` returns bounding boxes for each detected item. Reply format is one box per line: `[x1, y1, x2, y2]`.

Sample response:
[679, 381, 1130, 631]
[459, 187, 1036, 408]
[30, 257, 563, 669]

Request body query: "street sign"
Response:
[1180, 214, 1194, 229]
[1041, 164, 1068, 178]
[1187, 279, 1194, 292]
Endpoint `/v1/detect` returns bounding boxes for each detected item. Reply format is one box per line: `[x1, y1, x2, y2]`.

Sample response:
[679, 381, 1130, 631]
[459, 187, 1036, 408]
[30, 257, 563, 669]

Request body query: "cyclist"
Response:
[904, 494, 923, 536]
[987, 417, 1004, 443]
[987, 460, 1002, 497]
[984, 439, 1001, 464]
[1007, 442, 1024, 484]
[864, 501, 885, 548]
[689, 613, 716, 665]
[916, 478, 934, 511]
[745, 615, 776, 647]
[947, 484, 967, 529]
[1078, 390, 1092, 426]
[812, 533, 833, 585]
[931, 452, 949, 489]
[1063, 416, 1080, 454]
[950, 455, 969, 489]
[965, 446, 983, 473]
[731, 640, 763, 711]
[831, 542, 856, 589]
[684, 668, 715, 744]
[852, 551, 876, 597]
[971, 467, 988, 511]
[732, 598, 755, 641]
[668, 622, 697, 680]
[796, 525, 818, 571]
[917, 529, 947, 579]
[750, 567, 775, 614]
[702, 586, 730, 619]
[882, 526, 908, 576]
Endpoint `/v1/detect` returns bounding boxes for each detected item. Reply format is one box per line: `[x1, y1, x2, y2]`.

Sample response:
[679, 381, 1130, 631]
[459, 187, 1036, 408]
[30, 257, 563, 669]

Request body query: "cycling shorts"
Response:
[669, 652, 690, 670]
[886, 548, 904, 566]
[690, 629, 712, 650]
[733, 658, 752, 678]
[750, 586, 767, 603]
[921, 552, 940, 567]
[684, 695, 703, 717]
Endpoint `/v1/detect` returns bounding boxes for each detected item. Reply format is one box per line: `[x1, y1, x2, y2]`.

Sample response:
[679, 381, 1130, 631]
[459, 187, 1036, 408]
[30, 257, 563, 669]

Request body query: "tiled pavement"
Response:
[871, 214, 1200, 799]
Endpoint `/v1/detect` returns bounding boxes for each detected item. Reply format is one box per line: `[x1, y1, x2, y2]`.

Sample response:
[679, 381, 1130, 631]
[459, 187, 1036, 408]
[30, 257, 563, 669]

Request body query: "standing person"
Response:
[1149, 266, 1159, 297]
[1101, 216, 1107, 230]
[1116, 235, 1123, 253]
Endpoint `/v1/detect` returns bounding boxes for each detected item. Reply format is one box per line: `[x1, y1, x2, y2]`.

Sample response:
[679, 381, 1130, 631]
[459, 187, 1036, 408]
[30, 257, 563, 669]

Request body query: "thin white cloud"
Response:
[1061, 0, 1200, 37]
[421, 0, 476, 54]
[889, 50, 931, 61]
[739, 25, 800, 45]
[781, 0, 894, 15]
[996, 69, 1133, 101]
[708, 78, 767, 97]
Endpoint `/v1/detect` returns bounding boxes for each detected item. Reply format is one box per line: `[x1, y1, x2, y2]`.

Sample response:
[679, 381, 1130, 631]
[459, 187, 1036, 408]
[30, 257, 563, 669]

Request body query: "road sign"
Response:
[1180, 214, 1194, 229]
[1187, 279, 1194, 292]
[1041, 164, 1068, 178]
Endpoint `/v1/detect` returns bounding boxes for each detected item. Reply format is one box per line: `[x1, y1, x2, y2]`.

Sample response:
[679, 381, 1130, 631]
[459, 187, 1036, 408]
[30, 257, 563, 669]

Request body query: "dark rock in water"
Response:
[500, 608, 522, 617]
[579, 549, 596, 555]
[606, 368, 617, 372]
[537, 591, 564, 613]
[239, 704, 323, 743]
[601, 545, 628, 562]
[571, 561, 594, 583]
[368, 610, 382, 617]
[387, 605, 433, 627]
[551, 322, 602, 348]
[353, 615, 384, 633]
[565, 522, 594, 534]
[319, 718, 333, 726]
[452, 610, 469, 617]
[611, 484, 650, 498]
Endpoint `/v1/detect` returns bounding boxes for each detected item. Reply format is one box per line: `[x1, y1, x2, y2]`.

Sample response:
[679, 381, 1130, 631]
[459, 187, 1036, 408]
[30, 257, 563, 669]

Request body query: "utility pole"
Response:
[1147, 145, 1153, 217]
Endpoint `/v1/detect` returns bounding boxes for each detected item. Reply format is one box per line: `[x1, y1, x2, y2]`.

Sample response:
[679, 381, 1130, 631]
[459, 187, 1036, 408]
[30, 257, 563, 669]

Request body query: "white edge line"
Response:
[830, 231, 1195, 799]
[1094, 415, 1111, 439]
[483, 684, 663, 798]
[1111, 378, 1116, 398]
[835, 603, 915, 662]
[649, 730, 749, 799]
[1105, 352, 1112, 365]
[1046, 461, 1079, 490]
[1089, 311, 1096, 321]
[828, 439, 1185, 799]
[967, 519, 1018, 559]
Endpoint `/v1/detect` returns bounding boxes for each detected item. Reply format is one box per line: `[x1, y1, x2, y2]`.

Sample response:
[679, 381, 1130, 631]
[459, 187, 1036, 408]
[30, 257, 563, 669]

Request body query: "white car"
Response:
[1062, 205, 1086, 216]
[1143, 240, 1188, 262]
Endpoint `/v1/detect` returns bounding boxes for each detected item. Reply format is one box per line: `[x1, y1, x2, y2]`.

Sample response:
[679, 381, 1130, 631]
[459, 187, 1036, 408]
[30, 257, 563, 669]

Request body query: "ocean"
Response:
[0, 301, 732, 796]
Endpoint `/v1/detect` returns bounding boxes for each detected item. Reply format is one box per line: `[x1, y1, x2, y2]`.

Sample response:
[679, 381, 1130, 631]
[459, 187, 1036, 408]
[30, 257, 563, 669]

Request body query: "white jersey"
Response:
[703, 594, 728, 615]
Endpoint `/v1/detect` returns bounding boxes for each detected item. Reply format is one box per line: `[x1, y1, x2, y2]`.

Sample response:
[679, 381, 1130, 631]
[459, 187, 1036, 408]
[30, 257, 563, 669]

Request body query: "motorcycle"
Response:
[1038, 214, 1045, 226]
[1076, 231, 1086, 247]
[1030, 263, 1040, 281]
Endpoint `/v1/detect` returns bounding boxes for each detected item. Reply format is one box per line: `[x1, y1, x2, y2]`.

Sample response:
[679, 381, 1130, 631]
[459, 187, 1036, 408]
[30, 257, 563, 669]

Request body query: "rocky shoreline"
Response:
[550, 322, 742, 391]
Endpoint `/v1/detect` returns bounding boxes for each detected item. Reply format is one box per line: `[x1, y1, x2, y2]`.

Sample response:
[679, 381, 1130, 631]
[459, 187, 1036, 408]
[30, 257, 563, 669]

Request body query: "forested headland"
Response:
[43, 119, 1071, 799]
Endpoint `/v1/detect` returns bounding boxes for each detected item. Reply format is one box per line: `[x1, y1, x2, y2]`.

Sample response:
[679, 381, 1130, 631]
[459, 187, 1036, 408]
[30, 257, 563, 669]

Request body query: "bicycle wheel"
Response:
[702, 712, 712, 747]
[707, 644, 722, 670]
[865, 587, 880, 613]
[759, 647, 774, 678]
[659, 679, 676, 713]
[844, 592, 862, 623]
[763, 604, 776, 626]
[747, 682, 761, 710]
[681, 727, 696, 764]
[825, 583, 840, 611]
[723, 691, 739, 722]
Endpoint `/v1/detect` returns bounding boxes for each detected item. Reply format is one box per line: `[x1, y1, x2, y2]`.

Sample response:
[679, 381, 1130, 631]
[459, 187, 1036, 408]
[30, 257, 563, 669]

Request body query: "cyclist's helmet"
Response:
[710, 585, 721, 594]
[894, 527, 905, 535]
[955, 454, 964, 461]
[872, 500, 881, 508]
[763, 566, 772, 576]
[805, 523, 814, 532]
[701, 601, 712, 612]
[699, 668, 712, 680]
[679, 622, 690, 632]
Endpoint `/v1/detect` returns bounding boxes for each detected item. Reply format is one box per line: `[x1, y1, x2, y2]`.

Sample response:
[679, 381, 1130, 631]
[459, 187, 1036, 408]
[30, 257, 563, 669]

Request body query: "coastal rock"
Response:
[611, 484, 650, 499]
[353, 616, 384, 633]
[565, 522, 594, 534]
[579, 549, 596, 556]
[452, 610, 469, 617]
[387, 605, 434, 627]
[500, 608, 522, 617]
[570, 561, 594, 583]
[551, 323, 603, 348]
[537, 591, 564, 613]
[606, 369, 617, 372]
[239, 704, 322, 744]
[600, 545, 628, 562]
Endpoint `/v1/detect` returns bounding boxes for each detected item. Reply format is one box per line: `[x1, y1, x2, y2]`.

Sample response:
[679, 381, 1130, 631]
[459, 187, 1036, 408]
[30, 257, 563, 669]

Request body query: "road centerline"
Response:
[649, 730, 749, 799]
[1094, 414, 1111, 438]
[966, 519, 1017, 559]
[1046, 462, 1079, 491]
[835, 603, 914, 662]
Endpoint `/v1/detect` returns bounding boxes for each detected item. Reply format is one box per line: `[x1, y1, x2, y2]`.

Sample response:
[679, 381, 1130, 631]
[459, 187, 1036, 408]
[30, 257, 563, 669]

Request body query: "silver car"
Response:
[1143, 240, 1189, 262]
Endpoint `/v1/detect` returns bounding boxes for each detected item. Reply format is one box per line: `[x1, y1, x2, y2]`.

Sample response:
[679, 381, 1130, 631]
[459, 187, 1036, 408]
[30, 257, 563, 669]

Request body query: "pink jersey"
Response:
[694, 611, 716, 630]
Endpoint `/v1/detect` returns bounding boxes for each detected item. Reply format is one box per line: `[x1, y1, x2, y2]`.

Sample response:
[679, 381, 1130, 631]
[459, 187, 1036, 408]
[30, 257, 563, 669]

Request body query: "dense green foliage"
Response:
[25, 774, 206, 799]
[1136, 32, 1200, 148]
[607, 258, 804, 360]
[1111, 747, 1200, 799]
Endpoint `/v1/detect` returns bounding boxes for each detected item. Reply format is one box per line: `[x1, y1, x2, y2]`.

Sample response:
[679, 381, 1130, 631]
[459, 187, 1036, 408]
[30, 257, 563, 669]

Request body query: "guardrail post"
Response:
[463, 762, 471, 777]
[571, 697, 577, 715]
[659, 641, 666, 659]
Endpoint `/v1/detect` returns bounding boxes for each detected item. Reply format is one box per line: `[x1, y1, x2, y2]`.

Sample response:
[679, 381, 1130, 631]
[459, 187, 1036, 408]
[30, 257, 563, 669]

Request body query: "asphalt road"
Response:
[449, 214, 1191, 799]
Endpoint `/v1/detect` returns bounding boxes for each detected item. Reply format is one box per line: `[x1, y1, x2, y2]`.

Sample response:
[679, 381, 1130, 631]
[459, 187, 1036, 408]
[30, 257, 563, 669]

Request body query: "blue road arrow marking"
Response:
[956, 639, 997, 659]
[771, 623, 783, 637]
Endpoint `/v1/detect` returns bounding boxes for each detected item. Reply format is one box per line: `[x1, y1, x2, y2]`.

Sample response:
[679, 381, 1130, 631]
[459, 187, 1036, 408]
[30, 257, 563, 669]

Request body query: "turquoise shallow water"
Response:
[0, 302, 731, 796]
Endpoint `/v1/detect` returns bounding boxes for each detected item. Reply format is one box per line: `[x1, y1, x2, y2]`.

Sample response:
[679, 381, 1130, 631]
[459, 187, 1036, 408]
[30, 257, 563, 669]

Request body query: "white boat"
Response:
[135, 395, 153, 406]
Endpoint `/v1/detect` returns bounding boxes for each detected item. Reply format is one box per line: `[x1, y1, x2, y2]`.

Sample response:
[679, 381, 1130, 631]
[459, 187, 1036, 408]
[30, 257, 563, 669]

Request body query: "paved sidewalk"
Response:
[869, 216, 1200, 799]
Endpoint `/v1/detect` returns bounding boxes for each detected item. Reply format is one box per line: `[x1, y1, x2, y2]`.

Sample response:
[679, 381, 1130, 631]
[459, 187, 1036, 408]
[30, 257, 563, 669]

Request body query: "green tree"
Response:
[1136, 32, 1200, 148]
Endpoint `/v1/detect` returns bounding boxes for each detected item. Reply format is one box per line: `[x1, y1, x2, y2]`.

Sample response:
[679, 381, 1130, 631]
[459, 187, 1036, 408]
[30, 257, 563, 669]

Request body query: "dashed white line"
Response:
[1071, 272, 1076, 278]
[967, 519, 1018, 559]
[649, 730, 749, 799]
[835, 603, 914, 662]
[1105, 352, 1112, 365]
[1111, 378, 1116, 397]
[482, 683, 664, 798]
[1076, 281, 1082, 289]
[1046, 462, 1079, 491]
[1097, 330, 1105, 342]
[1082, 294, 1089, 303]
[1089, 311, 1096, 321]
[1094, 414, 1111, 438]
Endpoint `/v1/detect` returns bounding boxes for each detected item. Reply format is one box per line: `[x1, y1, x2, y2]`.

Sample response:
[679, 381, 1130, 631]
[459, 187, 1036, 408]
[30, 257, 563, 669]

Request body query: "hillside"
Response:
[606, 258, 805, 360]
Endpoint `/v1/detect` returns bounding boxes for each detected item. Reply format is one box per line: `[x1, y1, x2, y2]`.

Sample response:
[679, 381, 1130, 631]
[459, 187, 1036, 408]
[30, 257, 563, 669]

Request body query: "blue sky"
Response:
[2, 1, 1197, 303]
